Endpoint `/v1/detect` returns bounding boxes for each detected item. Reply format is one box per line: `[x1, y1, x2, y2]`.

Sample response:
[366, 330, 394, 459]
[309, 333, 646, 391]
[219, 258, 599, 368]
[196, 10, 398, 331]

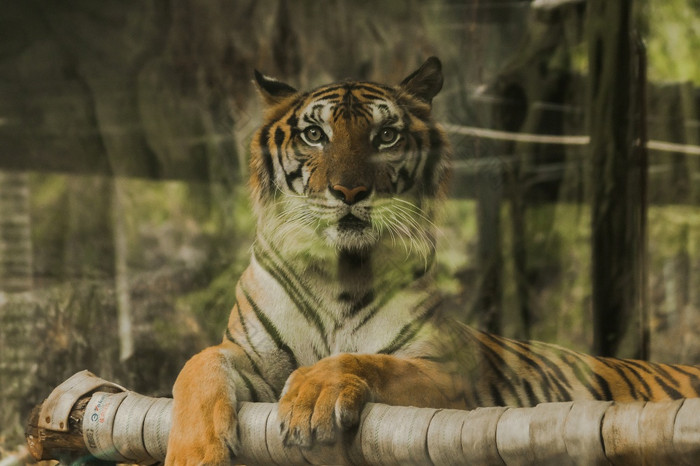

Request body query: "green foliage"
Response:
[435, 199, 478, 296]
[643, 0, 700, 83]
[501, 203, 592, 351]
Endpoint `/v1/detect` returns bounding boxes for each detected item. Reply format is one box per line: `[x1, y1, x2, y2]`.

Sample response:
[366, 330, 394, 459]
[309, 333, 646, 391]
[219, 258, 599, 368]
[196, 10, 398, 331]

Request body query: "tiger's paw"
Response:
[165, 397, 238, 465]
[278, 355, 372, 448]
[165, 349, 240, 465]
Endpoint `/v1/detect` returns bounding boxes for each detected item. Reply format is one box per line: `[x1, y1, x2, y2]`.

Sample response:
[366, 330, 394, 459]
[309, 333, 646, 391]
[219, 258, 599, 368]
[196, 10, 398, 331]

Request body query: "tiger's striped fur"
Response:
[166, 57, 700, 464]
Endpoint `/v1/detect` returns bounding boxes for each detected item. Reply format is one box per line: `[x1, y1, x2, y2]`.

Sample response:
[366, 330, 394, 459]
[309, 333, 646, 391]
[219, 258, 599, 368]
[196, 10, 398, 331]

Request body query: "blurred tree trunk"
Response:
[0, 171, 33, 292]
[489, 1, 585, 339]
[474, 157, 503, 334]
[587, 0, 649, 359]
[0, 170, 37, 443]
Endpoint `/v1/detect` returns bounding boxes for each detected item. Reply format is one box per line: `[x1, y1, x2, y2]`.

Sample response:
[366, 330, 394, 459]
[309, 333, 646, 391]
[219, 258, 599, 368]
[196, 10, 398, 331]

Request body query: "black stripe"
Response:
[521, 343, 578, 390]
[560, 352, 604, 399]
[286, 99, 304, 128]
[342, 290, 375, 317]
[350, 279, 403, 334]
[318, 93, 340, 101]
[303, 114, 318, 126]
[377, 321, 415, 355]
[305, 166, 318, 194]
[253, 244, 329, 359]
[258, 124, 275, 193]
[541, 378, 554, 402]
[530, 343, 602, 400]
[522, 379, 539, 406]
[650, 363, 680, 387]
[240, 285, 298, 368]
[662, 365, 700, 396]
[592, 372, 614, 400]
[235, 303, 262, 358]
[397, 167, 414, 192]
[513, 344, 573, 400]
[483, 353, 523, 406]
[422, 126, 445, 196]
[478, 343, 525, 406]
[332, 105, 344, 120]
[361, 92, 387, 100]
[655, 376, 684, 399]
[481, 334, 555, 391]
[489, 382, 507, 406]
[596, 357, 644, 400]
[663, 364, 700, 379]
[255, 243, 327, 337]
[274, 127, 286, 154]
[224, 328, 279, 398]
[274, 127, 288, 184]
[403, 129, 424, 185]
[549, 375, 572, 401]
[621, 359, 655, 374]
[378, 298, 440, 355]
[285, 166, 303, 192]
[310, 85, 346, 98]
[406, 145, 422, 182]
[616, 361, 653, 399]
[352, 83, 393, 94]
[471, 384, 484, 406]
[225, 327, 262, 374]
[353, 104, 373, 121]
[509, 340, 574, 391]
[238, 371, 260, 402]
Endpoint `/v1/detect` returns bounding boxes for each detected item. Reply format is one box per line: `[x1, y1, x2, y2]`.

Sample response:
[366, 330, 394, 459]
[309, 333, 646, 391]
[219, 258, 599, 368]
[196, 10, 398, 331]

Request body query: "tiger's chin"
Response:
[323, 214, 380, 252]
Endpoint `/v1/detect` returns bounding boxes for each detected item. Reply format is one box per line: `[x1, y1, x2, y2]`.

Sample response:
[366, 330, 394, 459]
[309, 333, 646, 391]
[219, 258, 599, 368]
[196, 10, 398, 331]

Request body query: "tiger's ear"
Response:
[399, 57, 443, 104]
[254, 70, 298, 106]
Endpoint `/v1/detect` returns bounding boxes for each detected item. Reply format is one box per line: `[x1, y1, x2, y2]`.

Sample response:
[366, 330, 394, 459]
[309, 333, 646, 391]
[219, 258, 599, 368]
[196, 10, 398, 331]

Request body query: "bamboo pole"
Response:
[25, 371, 700, 465]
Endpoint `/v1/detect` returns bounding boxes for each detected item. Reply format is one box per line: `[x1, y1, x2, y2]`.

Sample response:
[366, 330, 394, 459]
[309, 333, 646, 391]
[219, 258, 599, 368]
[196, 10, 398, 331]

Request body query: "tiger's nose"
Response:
[329, 184, 371, 204]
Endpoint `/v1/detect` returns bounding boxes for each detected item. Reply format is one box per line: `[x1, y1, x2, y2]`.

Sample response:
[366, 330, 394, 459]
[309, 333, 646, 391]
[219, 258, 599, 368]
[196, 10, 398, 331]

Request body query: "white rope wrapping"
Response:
[83, 392, 130, 462]
[77, 391, 700, 465]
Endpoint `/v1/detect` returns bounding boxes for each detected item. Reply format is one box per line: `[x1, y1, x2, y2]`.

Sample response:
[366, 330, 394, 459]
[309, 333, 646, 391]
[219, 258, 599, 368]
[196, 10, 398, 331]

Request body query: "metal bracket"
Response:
[38, 370, 126, 431]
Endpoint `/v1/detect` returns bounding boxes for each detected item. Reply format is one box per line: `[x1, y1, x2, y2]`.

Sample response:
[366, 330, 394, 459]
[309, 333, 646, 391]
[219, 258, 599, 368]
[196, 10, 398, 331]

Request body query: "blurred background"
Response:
[1, 0, 699, 460]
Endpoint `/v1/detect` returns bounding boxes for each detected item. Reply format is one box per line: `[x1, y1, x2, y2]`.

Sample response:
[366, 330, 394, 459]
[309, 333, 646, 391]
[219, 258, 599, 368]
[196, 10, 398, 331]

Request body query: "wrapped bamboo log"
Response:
[26, 371, 700, 465]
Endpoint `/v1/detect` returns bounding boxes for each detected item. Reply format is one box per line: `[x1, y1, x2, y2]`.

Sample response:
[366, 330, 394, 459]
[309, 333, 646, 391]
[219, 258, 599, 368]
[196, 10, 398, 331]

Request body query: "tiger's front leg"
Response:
[278, 353, 463, 447]
[166, 340, 270, 465]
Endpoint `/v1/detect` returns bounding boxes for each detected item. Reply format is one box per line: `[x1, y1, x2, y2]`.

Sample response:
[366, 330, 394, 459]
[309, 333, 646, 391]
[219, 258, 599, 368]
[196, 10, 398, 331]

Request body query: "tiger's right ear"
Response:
[254, 70, 298, 106]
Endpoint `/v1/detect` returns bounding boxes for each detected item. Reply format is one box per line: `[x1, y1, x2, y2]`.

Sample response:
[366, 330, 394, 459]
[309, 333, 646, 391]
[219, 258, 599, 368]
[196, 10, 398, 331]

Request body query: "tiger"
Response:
[165, 57, 700, 465]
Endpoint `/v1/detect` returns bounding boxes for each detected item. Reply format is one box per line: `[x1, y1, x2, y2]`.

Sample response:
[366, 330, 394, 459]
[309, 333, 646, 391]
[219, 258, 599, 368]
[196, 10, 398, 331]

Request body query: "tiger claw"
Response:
[278, 355, 372, 448]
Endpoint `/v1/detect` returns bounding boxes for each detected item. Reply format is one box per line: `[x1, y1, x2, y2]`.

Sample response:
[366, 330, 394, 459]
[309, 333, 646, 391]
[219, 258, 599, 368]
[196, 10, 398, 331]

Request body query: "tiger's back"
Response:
[456, 325, 700, 407]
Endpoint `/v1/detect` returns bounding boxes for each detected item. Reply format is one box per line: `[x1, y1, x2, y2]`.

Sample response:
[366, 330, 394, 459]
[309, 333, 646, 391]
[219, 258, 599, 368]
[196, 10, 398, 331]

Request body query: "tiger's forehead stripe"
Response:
[309, 82, 393, 99]
[303, 83, 394, 112]
[297, 84, 402, 129]
[297, 100, 401, 129]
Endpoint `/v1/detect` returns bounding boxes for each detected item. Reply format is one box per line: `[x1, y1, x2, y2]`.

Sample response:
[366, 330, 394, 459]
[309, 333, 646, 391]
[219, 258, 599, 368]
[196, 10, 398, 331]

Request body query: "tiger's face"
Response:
[250, 58, 450, 257]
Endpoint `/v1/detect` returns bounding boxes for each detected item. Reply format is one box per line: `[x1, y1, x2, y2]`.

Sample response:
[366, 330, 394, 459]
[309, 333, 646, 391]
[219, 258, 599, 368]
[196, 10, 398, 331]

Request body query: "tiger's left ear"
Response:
[253, 70, 298, 106]
[399, 57, 444, 104]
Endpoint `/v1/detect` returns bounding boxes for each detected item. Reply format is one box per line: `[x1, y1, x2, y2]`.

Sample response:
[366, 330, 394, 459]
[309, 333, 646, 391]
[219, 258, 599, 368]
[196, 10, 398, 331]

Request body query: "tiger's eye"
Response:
[378, 127, 398, 145]
[303, 126, 325, 144]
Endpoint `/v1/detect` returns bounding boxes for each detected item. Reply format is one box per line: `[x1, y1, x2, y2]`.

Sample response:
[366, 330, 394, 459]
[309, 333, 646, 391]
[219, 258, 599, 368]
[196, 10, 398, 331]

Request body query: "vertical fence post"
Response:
[587, 0, 648, 358]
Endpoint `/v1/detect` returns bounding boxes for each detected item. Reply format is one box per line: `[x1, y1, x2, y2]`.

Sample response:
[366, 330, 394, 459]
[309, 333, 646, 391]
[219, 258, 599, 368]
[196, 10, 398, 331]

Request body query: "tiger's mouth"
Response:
[323, 211, 378, 251]
[338, 213, 370, 231]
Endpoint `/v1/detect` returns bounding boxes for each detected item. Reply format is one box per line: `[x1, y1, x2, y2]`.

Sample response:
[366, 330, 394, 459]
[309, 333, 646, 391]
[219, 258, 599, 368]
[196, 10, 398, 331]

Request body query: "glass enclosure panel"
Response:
[1, 0, 699, 456]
